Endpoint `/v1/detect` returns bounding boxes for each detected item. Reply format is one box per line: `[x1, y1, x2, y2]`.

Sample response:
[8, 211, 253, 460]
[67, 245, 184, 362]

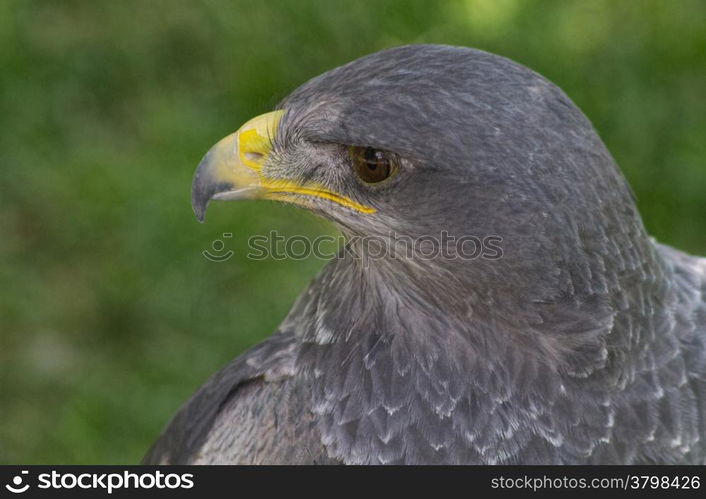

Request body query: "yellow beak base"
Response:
[191, 109, 376, 222]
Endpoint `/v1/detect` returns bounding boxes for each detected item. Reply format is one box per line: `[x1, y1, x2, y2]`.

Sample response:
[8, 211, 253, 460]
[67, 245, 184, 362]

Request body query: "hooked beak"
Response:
[191, 109, 376, 222]
[191, 110, 283, 222]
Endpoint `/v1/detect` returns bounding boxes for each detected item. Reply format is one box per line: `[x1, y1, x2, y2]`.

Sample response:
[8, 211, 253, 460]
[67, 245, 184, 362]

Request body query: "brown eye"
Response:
[350, 146, 396, 184]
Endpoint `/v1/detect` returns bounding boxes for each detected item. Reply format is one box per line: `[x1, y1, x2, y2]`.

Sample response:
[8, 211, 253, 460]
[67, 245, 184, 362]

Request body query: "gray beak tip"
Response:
[191, 151, 218, 223]
[191, 183, 210, 223]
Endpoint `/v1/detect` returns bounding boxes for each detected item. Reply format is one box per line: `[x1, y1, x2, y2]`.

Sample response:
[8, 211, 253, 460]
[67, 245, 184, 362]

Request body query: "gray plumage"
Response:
[144, 45, 706, 464]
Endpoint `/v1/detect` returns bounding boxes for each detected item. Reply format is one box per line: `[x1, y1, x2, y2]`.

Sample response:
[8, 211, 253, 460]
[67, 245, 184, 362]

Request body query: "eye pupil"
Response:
[351, 146, 395, 183]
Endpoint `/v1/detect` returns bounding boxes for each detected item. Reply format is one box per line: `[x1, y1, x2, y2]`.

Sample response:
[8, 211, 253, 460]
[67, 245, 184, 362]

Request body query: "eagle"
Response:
[144, 45, 706, 464]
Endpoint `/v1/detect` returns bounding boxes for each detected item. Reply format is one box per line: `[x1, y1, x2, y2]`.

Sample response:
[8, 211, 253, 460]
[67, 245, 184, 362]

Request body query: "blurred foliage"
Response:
[0, 0, 704, 463]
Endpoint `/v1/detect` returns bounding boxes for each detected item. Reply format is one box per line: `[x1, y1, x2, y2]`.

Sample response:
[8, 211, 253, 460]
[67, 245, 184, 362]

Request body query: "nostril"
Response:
[244, 151, 265, 163]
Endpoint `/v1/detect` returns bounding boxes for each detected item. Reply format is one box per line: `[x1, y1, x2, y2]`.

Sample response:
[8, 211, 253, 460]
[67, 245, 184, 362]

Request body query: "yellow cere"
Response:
[237, 110, 285, 171]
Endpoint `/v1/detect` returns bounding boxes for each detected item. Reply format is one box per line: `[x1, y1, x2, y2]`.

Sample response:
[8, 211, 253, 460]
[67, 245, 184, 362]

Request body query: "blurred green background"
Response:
[1, 0, 704, 463]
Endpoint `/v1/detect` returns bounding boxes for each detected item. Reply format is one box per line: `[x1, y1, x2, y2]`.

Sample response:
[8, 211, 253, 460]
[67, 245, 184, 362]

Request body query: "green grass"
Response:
[1, 0, 705, 463]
